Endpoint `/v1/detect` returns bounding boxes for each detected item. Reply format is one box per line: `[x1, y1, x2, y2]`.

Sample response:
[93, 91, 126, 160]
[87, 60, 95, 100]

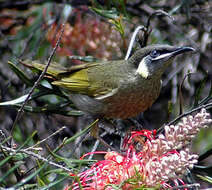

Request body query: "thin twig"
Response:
[125, 25, 146, 60]
[140, 10, 174, 48]
[11, 23, 65, 137]
[1, 145, 71, 172]
[198, 147, 212, 162]
[167, 102, 212, 126]
[157, 101, 212, 134]
[171, 183, 200, 189]
[25, 126, 67, 151]
[146, 10, 174, 30]
[178, 72, 195, 115]
[69, 133, 90, 157]
[88, 131, 108, 160]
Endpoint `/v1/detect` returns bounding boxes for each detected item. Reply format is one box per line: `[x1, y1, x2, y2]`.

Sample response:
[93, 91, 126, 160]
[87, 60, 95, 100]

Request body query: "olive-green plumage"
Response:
[20, 44, 194, 118]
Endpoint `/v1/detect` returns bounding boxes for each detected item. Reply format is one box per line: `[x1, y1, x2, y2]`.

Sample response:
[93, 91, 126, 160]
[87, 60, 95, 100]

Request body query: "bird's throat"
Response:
[136, 58, 149, 79]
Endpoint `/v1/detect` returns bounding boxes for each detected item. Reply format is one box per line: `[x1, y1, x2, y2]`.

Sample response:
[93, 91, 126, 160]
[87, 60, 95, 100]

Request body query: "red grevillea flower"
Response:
[65, 109, 211, 190]
[46, 8, 122, 59]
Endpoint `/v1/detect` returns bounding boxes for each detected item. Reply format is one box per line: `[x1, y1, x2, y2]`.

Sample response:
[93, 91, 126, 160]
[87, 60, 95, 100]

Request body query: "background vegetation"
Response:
[0, 0, 211, 189]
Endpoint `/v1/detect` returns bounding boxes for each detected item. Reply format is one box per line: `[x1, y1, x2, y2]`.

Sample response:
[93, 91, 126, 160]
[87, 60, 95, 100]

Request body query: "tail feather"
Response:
[18, 59, 67, 78]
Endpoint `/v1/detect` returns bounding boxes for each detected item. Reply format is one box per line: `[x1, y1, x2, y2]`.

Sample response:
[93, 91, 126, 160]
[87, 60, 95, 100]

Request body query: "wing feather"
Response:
[19, 59, 115, 97]
[52, 69, 112, 96]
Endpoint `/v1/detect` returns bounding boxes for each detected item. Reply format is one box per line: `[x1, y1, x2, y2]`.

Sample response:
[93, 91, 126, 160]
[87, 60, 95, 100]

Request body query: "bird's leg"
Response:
[127, 118, 144, 130]
[98, 118, 116, 133]
[90, 119, 116, 151]
[114, 118, 144, 132]
[127, 113, 153, 130]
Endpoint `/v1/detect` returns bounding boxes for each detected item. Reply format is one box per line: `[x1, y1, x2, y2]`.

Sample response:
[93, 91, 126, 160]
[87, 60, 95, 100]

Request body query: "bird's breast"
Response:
[101, 76, 162, 118]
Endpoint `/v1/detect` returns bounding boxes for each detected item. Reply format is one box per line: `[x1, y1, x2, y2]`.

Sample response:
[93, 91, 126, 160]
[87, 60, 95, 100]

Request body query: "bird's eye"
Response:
[150, 50, 160, 58]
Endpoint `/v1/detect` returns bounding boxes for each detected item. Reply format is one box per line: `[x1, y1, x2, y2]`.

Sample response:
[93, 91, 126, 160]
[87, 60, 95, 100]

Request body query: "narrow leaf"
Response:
[0, 94, 29, 106]
[8, 61, 33, 86]
[0, 90, 60, 106]
[0, 156, 13, 167]
[197, 174, 212, 184]
[12, 163, 47, 189]
[0, 161, 23, 183]
[63, 119, 98, 146]
[69, 55, 101, 62]
[193, 76, 208, 107]
[53, 119, 98, 153]
[91, 7, 119, 19]
[37, 176, 69, 190]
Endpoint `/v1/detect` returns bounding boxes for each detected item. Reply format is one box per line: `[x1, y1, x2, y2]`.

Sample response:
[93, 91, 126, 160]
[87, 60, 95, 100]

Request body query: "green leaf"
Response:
[68, 55, 101, 62]
[9, 100, 83, 116]
[62, 119, 98, 146]
[37, 176, 69, 190]
[0, 90, 61, 106]
[8, 60, 33, 86]
[0, 156, 13, 168]
[91, 0, 128, 18]
[44, 169, 72, 176]
[48, 148, 95, 168]
[53, 119, 98, 154]
[197, 174, 212, 184]
[36, 40, 51, 59]
[110, 16, 125, 38]
[10, 5, 50, 56]
[16, 131, 37, 150]
[198, 82, 212, 106]
[193, 76, 208, 107]
[37, 175, 47, 187]
[0, 136, 12, 146]
[27, 28, 43, 56]
[12, 7, 43, 41]
[0, 94, 31, 106]
[91, 7, 119, 19]
[12, 163, 47, 189]
[66, 110, 83, 116]
[11, 153, 28, 162]
[0, 90, 80, 116]
[167, 101, 173, 119]
[169, 3, 182, 15]
[112, 0, 128, 18]
[0, 161, 24, 184]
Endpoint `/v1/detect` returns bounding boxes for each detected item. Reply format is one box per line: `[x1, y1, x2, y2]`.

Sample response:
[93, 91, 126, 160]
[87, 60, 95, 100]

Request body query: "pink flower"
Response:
[66, 109, 211, 190]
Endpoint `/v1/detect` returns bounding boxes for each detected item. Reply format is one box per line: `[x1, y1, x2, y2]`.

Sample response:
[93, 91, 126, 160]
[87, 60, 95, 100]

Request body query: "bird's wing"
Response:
[19, 59, 113, 96]
[19, 59, 99, 77]
[52, 68, 114, 96]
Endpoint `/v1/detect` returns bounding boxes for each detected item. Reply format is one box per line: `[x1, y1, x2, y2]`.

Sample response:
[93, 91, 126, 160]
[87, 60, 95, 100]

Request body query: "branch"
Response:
[157, 101, 212, 134]
[1, 145, 72, 172]
[125, 25, 146, 60]
[25, 126, 66, 151]
[11, 23, 65, 138]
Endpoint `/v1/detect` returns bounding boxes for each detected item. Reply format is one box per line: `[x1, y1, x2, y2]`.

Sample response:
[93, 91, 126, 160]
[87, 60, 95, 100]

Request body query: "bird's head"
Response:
[128, 44, 195, 79]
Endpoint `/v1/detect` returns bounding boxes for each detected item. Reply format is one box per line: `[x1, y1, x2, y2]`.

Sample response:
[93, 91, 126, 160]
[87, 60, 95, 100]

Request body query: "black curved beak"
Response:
[172, 46, 195, 56]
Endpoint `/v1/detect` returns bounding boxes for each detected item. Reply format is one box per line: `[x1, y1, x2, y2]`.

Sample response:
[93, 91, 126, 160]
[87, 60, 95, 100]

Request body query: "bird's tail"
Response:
[17, 59, 67, 79]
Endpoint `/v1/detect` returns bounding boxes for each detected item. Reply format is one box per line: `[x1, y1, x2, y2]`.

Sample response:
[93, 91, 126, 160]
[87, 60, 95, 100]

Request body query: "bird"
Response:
[20, 44, 194, 119]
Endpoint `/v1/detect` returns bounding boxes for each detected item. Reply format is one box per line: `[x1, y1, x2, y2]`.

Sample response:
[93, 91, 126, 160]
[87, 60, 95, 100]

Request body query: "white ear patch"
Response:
[136, 58, 149, 79]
